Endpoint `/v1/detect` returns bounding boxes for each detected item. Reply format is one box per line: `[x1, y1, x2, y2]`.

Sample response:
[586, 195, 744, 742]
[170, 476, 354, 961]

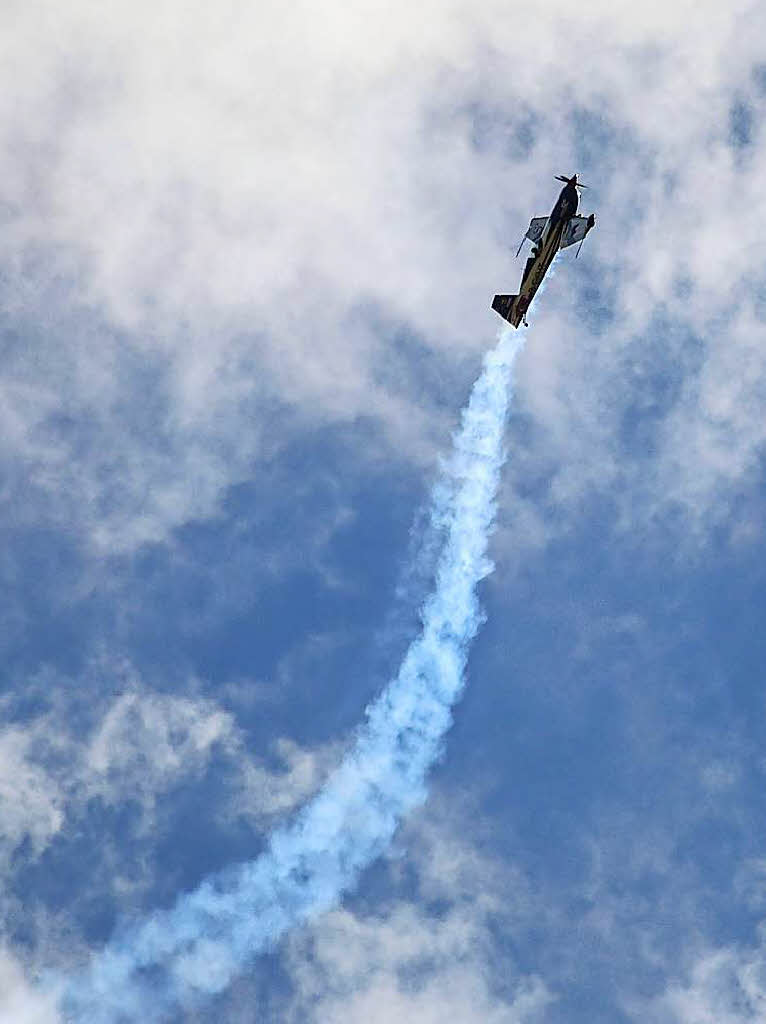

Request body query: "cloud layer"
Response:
[2, 0, 766, 561]
[3, 2, 766, 1022]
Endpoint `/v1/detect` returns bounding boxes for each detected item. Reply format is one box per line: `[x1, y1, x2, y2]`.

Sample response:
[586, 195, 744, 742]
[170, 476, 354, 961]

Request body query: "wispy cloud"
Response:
[277, 808, 552, 1024]
[644, 934, 766, 1023]
[2, 0, 766, 562]
[0, 946, 61, 1024]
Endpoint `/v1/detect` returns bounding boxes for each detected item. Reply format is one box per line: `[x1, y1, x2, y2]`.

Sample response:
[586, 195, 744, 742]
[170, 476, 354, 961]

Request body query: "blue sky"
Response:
[2, 1, 766, 1021]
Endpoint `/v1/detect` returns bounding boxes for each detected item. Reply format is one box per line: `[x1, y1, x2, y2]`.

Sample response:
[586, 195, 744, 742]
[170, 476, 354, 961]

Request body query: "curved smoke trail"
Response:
[60, 328, 524, 1023]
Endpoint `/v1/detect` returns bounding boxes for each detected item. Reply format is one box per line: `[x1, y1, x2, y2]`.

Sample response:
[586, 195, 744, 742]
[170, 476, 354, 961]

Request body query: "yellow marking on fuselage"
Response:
[515, 221, 565, 323]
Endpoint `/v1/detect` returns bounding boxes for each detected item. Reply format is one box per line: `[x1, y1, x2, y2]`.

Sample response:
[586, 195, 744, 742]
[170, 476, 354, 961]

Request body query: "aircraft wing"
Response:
[559, 214, 594, 250]
[524, 217, 548, 244]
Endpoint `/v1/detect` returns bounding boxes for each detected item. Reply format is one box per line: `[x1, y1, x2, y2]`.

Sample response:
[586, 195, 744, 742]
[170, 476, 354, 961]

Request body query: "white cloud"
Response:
[229, 734, 342, 823]
[645, 934, 766, 1023]
[81, 689, 234, 830]
[0, 946, 61, 1024]
[0, 728, 64, 866]
[0, 681, 235, 868]
[0, 666, 340, 881]
[281, 811, 553, 1024]
[0, 0, 764, 558]
[81, 682, 343, 834]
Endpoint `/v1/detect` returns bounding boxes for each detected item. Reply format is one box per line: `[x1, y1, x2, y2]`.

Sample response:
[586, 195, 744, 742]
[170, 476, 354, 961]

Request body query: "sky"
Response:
[2, 0, 766, 1020]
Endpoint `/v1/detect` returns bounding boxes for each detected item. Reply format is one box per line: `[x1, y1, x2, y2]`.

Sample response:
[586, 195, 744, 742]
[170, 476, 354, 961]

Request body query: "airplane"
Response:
[492, 174, 596, 328]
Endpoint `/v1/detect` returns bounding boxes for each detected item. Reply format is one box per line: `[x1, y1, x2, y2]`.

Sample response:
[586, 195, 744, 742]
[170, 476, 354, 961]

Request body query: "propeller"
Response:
[555, 173, 589, 189]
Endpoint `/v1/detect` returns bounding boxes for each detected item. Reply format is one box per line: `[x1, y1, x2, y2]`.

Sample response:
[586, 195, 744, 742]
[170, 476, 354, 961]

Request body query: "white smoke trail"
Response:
[59, 327, 524, 1023]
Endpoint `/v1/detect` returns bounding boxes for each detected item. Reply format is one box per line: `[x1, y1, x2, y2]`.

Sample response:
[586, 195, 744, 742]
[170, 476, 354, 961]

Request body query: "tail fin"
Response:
[492, 294, 520, 327]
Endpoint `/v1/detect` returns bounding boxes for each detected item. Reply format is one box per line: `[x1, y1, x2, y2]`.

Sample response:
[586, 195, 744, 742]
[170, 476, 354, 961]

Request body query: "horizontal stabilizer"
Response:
[492, 293, 520, 327]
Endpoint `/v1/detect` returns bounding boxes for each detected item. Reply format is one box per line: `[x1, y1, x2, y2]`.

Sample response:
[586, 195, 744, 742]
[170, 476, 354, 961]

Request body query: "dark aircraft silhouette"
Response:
[492, 174, 595, 328]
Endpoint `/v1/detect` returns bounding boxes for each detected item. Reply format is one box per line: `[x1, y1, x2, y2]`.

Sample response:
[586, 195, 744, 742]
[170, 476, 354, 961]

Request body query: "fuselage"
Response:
[537, 180, 579, 250]
[519, 180, 580, 294]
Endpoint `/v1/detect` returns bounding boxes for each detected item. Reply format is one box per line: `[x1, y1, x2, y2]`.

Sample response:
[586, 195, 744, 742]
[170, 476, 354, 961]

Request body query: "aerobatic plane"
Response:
[492, 174, 596, 328]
